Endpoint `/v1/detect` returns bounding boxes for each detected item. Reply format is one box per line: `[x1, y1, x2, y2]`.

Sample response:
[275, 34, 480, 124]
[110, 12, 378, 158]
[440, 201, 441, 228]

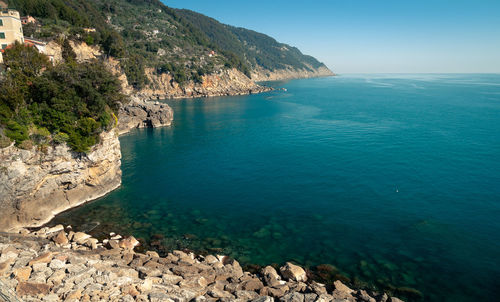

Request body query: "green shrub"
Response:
[30, 126, 51, 144]
[0, 43, 126, 153]
[52, 132, 69, 144]
[4, 120, 29, 145]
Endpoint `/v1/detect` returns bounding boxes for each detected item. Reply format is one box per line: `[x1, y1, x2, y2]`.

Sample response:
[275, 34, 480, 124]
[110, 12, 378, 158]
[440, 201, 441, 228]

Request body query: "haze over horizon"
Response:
[164, 0, 500, 74]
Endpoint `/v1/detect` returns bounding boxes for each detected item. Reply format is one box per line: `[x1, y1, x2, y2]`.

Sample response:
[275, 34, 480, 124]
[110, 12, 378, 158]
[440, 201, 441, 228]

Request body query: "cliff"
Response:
[0, 99, 173, 232]
[137, 68, 272, 100]
[0, 130, 122, 232]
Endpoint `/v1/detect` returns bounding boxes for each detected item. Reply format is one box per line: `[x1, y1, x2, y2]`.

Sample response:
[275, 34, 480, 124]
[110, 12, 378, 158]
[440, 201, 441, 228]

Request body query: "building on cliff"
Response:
[0, 8, 24, 62]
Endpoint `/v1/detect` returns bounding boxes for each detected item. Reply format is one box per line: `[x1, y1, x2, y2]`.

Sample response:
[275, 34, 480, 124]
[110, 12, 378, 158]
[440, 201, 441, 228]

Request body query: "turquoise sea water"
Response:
[51, 74, 500, 301]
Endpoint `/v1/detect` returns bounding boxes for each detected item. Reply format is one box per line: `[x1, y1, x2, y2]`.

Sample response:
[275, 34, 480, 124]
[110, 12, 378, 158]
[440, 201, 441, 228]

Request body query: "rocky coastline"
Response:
[0, 225, 404, 302]
[250, 66, 335, 82]
[0, 99, 173, 233]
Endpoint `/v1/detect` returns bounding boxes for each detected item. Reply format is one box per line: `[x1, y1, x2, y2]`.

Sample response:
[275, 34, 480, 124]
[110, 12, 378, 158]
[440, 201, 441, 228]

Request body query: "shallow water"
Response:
[50, 74, 500, 301]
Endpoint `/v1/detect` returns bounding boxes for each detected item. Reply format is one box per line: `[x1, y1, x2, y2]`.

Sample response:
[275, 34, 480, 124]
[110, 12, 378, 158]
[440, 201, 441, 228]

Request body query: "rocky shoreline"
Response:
[0, 225, 404, 302]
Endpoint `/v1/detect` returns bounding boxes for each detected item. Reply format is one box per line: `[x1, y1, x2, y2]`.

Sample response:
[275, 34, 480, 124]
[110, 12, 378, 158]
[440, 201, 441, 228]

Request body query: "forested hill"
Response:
[175, 9, 328, 73]
[7, 0, 332, 87]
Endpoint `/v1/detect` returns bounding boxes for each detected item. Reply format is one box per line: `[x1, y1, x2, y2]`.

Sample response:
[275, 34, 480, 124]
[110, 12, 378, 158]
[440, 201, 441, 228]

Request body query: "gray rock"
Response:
[162, 273, 184, 285]
[118, 98, 174, 135]
[49, 259, 66, 269]
[280, 292, 305, 302]
[235, 290, 259, 300]
[304, 293, 317, 302]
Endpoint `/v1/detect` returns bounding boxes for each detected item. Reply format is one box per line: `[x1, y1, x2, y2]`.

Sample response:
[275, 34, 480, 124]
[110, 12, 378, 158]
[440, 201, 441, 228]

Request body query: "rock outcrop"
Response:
[0, 226, 405, 302]
[0, 130, 122, 232]
[136, 68, 273, 100]
[117, 97, 174, 135]
[0, 98, 173, 232]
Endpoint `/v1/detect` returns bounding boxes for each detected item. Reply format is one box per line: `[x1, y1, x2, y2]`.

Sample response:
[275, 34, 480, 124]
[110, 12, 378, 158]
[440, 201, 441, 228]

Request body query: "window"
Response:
[1, 44, 7, 49]
[0, 33, 5, 39]
[0, 20, 3, 26]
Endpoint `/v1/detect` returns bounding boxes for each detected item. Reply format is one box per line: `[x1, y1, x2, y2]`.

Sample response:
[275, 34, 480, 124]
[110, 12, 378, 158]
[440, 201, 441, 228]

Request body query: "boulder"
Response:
[119, 236, 140, 250]
[52, 231, 68, 245]
[13, 266, 32, 282]
[240, 279, 264, 291]
[332, 280, 355, 300]
[262, 266, 281, 286]
[28, 252, 53, 266]
[46, 224, 64, 234]
[16, 282, 51, 296]
[280, 262, 307, 282]
[280, 292, 305, 302]
[72, 232, 91, 244]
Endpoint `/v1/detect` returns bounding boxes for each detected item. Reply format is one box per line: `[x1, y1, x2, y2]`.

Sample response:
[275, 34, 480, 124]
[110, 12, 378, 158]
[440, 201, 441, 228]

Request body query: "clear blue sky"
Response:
[163, 0, 500, 73]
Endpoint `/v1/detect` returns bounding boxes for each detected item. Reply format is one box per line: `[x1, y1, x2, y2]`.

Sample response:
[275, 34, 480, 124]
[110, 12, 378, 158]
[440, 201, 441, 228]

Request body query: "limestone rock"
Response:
[28, 252, 53, 266]
[46, 224, 64, 234]
[280, 262, 307, 282]
[52, 231, 69, 245]
[119, 236, 140, 250]
[72, 232, 91, 244]
[13, 266, 32, 282]
[16, 282, 50, 296]
[0, 130, 122, 232]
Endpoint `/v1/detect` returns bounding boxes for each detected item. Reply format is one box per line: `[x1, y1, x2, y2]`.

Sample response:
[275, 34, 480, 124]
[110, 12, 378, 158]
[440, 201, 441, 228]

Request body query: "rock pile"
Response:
[0, 226, 404, 302]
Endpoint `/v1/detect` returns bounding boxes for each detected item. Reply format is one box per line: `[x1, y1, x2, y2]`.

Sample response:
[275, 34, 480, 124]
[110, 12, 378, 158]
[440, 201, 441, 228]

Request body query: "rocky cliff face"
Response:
[251, 65, 335, 82]
[0, 130, 122, 232]
[136, 68, 272, 100]
[0, 99, 173, 232]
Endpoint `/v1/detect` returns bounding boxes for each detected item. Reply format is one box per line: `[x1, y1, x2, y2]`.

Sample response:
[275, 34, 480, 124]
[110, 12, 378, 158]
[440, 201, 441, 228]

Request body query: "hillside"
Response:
[176, 9, 334, 80]
[8, 0, 333, 88]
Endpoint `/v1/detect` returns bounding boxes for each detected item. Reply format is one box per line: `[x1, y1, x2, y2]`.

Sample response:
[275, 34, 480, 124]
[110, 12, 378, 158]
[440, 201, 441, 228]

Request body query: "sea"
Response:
[49, 74, 500, 301]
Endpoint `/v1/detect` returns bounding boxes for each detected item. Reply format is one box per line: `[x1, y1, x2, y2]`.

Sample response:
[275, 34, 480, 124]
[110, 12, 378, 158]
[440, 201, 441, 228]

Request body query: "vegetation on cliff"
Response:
[176, 9, 326, 72]
[0, 43, 126, 152]
[7, 0, 330, 89]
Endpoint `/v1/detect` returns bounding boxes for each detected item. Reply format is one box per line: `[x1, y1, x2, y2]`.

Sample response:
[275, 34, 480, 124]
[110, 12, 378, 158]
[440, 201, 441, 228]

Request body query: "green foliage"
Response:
[30, 126, 50, 144]
[7, 0, 326, 92]
[61, 39, 76, 62]
[4, 120, 29, 145]
[52, 131, 69, 144]
[102, 31, 125, 58]
[2, 42, 50, 79]
[122, 54, 148, 89]
[0, 44, 126, 153]
[176, 9, 326, 73]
